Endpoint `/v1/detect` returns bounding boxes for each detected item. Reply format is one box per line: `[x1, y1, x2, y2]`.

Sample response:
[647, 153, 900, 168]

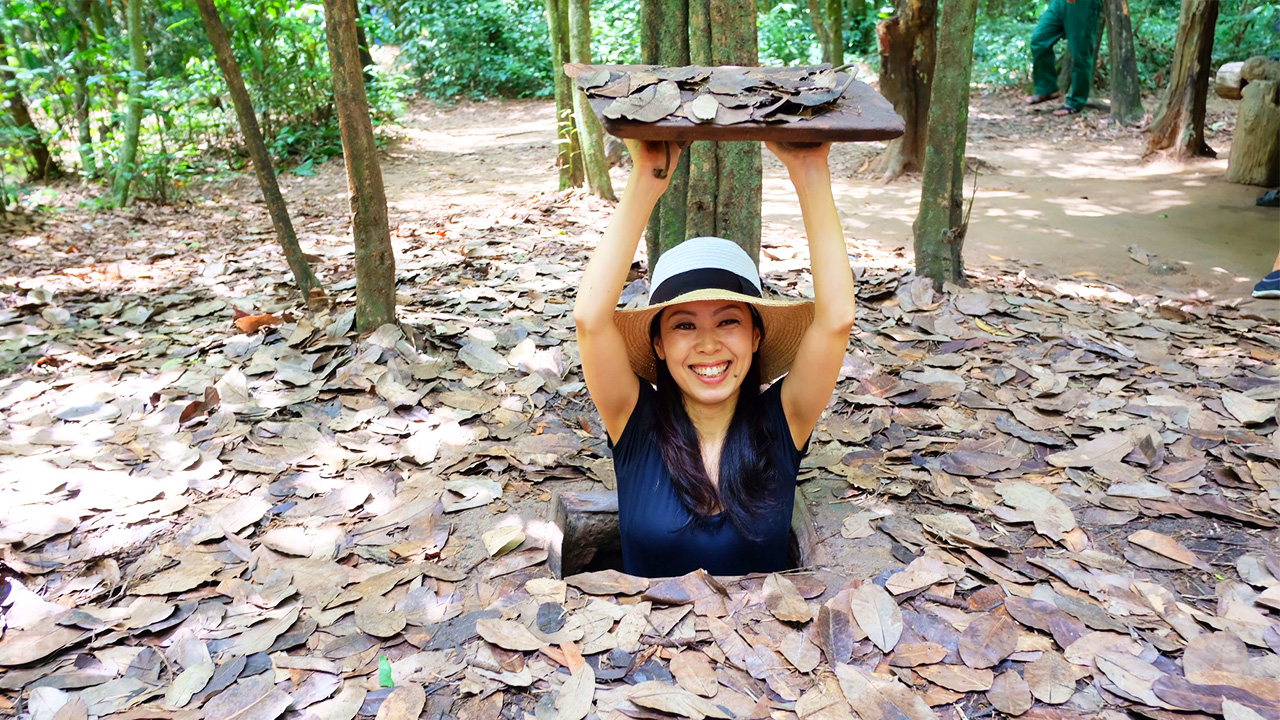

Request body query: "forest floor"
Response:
[0, 92, 1278, 720]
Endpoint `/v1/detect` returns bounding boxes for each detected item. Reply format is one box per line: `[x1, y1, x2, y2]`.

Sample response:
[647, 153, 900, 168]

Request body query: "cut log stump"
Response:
[1225, 79, 1280, 187]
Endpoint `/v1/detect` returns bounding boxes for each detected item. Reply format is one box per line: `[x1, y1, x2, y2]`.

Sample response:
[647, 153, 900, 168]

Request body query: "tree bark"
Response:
[0, 30, 62, 181]
[70, 0, 97, 178]
[1224, 79, 1279, 186]
[546, 0, 584, 189]
[913, 0, 978, 288]
[354, 1, 375, 84]
[685, 0, 718, 239]
[826, 0, 844, 67]
[1146, 0, 1218, 157]
[876, 0, 937, 181]
[807, 0, 832, 63]
[643, 0, 691, 263]
[322, 0, 397, 331]
[711, 0, 761, 262]
[1105, 0, 1142, 124]
[111, 0, 145, 205]
[196, 0, 326, 304]
[568, 0, 616, 201]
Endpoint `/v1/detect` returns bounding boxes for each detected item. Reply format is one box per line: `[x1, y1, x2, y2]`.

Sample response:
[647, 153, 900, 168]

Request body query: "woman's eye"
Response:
[719, 318, 740, 326]
[673, 322, 694, 330]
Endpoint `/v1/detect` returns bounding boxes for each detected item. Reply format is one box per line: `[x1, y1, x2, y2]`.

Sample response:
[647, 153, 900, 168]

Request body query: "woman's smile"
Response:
[691, 361, 731, 380]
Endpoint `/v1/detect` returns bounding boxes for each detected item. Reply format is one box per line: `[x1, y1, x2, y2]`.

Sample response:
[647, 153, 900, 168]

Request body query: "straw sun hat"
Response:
[615, 236, 815, 384]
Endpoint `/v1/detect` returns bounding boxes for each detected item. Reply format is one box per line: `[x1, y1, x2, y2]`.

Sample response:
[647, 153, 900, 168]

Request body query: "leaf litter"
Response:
[0, 164, 1278, 720]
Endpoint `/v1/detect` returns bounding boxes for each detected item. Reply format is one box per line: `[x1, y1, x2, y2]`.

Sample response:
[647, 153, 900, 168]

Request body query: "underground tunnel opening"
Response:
[548, 490, 825, 579]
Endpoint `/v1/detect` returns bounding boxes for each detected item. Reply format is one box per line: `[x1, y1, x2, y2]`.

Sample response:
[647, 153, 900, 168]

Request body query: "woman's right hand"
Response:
[624, 139, 684, 187]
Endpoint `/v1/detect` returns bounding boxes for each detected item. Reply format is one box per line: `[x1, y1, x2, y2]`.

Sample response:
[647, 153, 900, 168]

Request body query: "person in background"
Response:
[1255, 248, 1280, 299]
[1024, 0, 1102, 117]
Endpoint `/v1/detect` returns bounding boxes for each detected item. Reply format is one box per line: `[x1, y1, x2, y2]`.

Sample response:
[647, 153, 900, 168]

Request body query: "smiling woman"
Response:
[573, 139, 856, 578]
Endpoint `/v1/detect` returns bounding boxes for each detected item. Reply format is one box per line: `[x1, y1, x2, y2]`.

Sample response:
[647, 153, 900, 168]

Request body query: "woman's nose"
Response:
[695, 327, 719, 350]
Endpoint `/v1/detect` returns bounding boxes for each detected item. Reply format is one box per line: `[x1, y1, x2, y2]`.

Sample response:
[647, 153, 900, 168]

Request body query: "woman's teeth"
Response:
[692, 363, 729, 377]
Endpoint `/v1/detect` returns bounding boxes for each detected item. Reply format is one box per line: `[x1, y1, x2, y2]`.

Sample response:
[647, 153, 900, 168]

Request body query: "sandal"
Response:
[1051, 105, 1080, 116]
[1024, 92, 1060, 105]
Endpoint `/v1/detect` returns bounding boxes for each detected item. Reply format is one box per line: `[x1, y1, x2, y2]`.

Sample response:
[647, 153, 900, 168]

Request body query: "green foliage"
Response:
[0, 0, 406, 203]
[379, 0, 553, 101]
[593, 0, 642, 64]
[973, 15, 1038, 86]
[759, 2, 823, 65]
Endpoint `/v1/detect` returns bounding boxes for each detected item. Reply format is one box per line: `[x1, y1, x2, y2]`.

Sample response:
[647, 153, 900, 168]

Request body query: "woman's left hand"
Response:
[765, 141, 832, 175]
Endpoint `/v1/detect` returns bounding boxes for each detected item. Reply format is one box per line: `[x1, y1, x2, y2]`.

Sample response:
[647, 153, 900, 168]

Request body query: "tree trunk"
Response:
[322, 0, 397, 331]
[111, 0, 146, 205]
[876, 0, 937, 181]
[685, 0, 718, 239]
[807, 0, 832, 63]
[354, 1, 375, 84]
[0, 31, 62, 181]
[1224, 79, 1280, 186]
[196, 0, 326, 305]
[568, 0, 616, 201]
[546, 0, 584, 189]
[913, 0, 978, 288]
[711, 0, 761, 262]
[70, 0, 97, 178]
[826, 0, 844, 67]
[1146, 0, 1218, 157]
[643, 0, 691, 263]
[1105, 0, 1142, 124]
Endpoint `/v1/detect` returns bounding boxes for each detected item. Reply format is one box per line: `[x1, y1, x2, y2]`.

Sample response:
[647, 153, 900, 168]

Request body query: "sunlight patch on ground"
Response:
[1043, 197, 1128, 217]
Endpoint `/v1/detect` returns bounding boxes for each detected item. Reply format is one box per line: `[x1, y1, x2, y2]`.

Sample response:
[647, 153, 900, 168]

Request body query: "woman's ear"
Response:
[653, 335, 666, 360]
[751, 325, 761, 353]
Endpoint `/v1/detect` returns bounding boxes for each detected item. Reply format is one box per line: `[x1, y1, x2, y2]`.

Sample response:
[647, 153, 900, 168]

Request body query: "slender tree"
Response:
[69, 0, 97, 178]
[322, 0, 396, 330]
[546, 0, 584, 189]
[1105, 0, 1142, 125]
[1146, 0, 1219, 157]
[913, 0, 979, 287]
[806, 0, 844, 66]
[0, 29, 62, 181]
[876, 0, 937, 181]
[710, 0, 761, 260]
[568, 0, 616, 201]
[195, 0, 326, 305]
[111, 0, 146, 205]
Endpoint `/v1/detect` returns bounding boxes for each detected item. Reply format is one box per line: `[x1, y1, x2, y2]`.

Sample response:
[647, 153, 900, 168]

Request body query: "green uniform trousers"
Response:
[1031, 0, 1101, 110]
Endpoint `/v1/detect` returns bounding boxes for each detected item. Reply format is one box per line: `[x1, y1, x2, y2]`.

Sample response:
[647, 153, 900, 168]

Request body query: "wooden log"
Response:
[548, 489, 824, 578]
[1225, 79, 1280, 187]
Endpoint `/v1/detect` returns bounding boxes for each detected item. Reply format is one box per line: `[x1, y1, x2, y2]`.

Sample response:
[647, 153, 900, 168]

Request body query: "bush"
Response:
[388, 0, 554, 101]
[759, 2, 823, 66]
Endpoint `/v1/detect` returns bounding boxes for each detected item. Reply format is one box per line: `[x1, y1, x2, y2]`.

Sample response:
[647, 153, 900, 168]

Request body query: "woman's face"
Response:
[653, 300, 760, 410]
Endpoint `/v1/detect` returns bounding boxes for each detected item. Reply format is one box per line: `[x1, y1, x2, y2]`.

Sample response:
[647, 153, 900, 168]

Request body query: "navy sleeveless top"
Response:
[608, 378, 809, 578]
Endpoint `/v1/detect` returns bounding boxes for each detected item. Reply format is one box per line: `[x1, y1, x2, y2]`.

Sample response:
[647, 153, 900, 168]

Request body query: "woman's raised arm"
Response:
[765, 142, 857, 450]
[573, 140, 683, 442]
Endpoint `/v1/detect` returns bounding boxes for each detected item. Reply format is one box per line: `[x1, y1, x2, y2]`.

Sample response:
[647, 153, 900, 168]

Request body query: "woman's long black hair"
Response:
[648, 307, 778, 540]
